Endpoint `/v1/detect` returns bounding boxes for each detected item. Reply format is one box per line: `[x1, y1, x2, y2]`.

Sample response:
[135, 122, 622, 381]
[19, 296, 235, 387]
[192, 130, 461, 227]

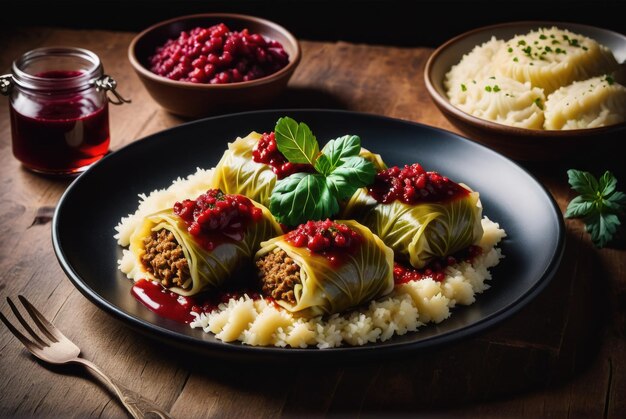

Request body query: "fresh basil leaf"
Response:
[598, 170, 617, 196]
[314, 153, 332, 176]
[564, 196, 595, 218]
[270, 172, 338, 226]
[321, 135, 361, 172]
[584, 212, 620, 248]
[326, 157, 376, 200]
[274, 117, 319, 165]
[567, 169, 598, 195]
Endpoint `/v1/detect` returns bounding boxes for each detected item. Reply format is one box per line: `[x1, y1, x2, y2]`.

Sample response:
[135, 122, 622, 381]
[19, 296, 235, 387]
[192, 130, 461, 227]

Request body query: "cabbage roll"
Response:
[210, 132, 278, 207]
[343, 164, 484, 269]
[130, 189, 282, 296]
[211, 131, 387, 208]
[255, 219, 394, 317]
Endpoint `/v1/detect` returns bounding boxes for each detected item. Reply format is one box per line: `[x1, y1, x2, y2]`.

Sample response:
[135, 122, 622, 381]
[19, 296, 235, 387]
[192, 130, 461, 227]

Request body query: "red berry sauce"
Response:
[149, 23, 289, 84]
[173, 189, 263, 250]
[252, 132, 313, 179]
[368, 163, 469, 204]
[131, 279, 197, 323]
[393, 245, 483, 285]
[131, 278, 266, 323]
[286, 219, 362, 266]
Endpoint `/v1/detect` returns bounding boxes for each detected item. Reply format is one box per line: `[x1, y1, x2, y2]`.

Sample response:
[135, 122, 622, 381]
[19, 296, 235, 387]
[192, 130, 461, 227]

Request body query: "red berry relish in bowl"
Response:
[149, 23, 290, 84]
[173, 189, 263, 250]
[368, 163, 469, 204]
[252, 132, 313, 179]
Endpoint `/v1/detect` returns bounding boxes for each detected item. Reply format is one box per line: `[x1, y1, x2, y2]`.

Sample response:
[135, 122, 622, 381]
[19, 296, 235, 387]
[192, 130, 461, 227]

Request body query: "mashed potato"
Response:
[444, 26, 624, 130]
[544, 75, 626, 129]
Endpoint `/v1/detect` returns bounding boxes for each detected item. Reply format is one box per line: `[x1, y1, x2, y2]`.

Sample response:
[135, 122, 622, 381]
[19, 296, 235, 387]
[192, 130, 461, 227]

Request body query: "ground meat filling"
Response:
[257, 248, 301, 305]
[142, 229, 191, 289]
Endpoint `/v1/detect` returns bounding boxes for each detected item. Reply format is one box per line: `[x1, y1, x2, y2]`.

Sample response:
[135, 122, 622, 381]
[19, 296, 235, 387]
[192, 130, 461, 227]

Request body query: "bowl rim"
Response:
[424, 20, 626, 138]
[128, 12, 302, 90]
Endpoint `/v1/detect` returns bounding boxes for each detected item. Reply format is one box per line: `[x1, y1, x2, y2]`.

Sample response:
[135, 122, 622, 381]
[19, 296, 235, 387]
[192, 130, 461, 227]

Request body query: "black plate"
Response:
[52, 109, 564, 361]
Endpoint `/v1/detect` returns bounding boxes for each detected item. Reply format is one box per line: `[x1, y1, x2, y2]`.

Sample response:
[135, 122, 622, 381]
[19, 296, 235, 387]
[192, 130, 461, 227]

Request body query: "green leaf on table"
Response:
[584, 212, 621, 249]
[567, 169, 598, 195]
[565, 168, 626, 248]
[564, 195, 595, 218]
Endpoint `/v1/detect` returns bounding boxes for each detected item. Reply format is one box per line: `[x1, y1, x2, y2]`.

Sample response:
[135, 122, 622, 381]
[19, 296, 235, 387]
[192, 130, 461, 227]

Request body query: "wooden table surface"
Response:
[1, 26, 625, 418]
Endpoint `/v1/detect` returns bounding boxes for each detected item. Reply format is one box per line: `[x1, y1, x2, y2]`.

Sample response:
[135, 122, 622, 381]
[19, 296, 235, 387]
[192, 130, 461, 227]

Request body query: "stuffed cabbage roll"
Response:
[211, 131, 387, 207]
[130, 189, 282, 296]
[210, 132, 276, 207]
[255, 219, 394, 317]
[343, 164, 484, 269]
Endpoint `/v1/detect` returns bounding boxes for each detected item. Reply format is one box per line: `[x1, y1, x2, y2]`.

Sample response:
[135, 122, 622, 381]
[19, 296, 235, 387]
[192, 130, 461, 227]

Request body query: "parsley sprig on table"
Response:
[270, 117, 376, 227]
[565, 169, 626, 248]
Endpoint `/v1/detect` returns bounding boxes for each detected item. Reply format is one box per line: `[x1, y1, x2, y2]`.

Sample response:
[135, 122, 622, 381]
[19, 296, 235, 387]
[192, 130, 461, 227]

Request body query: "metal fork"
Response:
[0, 295, 174, 418]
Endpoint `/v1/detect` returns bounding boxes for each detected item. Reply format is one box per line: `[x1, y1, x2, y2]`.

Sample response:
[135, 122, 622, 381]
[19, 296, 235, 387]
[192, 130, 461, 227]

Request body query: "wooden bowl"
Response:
[128, 13, 301, 118]
[424, 21, 626, 162]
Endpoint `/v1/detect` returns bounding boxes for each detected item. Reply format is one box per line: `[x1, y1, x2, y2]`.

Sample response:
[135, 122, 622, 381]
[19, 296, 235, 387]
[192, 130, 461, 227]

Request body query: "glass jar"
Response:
[1, 47, 129, 175]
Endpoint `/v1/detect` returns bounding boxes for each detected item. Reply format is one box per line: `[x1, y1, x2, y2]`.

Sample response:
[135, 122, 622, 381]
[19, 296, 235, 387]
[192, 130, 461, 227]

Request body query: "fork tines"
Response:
[0, 295, 57, 352]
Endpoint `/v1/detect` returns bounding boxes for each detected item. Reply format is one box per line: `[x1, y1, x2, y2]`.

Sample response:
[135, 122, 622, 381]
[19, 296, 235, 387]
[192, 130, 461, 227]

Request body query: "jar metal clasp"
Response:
[92, 75, 131, 105]
[0, 74, 13, 96]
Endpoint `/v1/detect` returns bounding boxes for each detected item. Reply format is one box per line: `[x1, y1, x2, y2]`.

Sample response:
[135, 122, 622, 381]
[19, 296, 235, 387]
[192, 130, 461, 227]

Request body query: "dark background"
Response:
[4, 0, 625, 47]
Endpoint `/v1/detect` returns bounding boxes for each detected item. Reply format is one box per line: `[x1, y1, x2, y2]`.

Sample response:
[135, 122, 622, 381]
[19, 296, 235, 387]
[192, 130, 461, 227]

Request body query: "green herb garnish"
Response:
[270, 117, 376, 226]
[461, 83, 467, 92]
[533, 98, 543, 110]
[565, 169, 626, 248]
[605, 75, 615, 85]
[493, 85, 501, 92]
[485, 86, 492, 92]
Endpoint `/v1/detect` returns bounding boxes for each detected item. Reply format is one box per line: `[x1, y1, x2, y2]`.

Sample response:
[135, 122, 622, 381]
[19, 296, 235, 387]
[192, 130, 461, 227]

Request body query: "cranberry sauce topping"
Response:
[131, 279, 197, 323]
[286, 219, 362, 265]
[252, 131, 313, 179]
[368, 163, 470, 205]
[149, 23, 289, 84]
[173, 189, 263, 250]
[393, 245, 483, 285]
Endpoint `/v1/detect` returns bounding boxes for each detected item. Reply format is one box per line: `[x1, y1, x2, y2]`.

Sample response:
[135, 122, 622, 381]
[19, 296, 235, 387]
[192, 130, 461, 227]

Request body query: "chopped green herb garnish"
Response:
[513, 57, 519, 62]
[533, 98, 543, 110]
[461, 83, 467, 92]
[493, 85, 501, 92]
[605, 75, 615, 85]
[539, 34, 547, 40]
[485, 86, 492, 92]
[508, 47, 513, 53]
[518, 39, 527, 46]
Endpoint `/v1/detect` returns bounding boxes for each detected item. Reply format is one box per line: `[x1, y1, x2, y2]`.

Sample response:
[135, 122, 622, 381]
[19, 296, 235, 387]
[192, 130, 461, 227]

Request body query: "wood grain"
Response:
[0, 27, 624, 418]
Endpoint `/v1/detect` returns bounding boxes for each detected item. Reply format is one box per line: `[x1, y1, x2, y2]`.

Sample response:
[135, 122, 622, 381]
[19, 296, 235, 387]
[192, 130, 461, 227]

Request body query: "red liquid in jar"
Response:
[9, 70, 110, 174]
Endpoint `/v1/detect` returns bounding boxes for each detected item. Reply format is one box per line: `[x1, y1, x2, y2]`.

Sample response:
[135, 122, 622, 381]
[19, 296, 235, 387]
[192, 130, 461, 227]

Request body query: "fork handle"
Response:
[72, 358, 174, 419]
